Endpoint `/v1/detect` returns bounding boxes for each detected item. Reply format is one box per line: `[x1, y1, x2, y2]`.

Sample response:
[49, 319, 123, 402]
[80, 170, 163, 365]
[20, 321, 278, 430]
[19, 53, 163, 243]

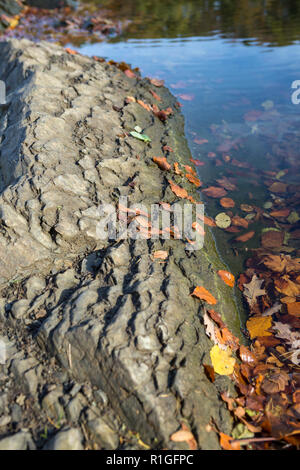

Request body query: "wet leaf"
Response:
[191, 286, 217, 305]
[235, 231, 255, 243]
[168, 180, 189, 199]
[194, 138, 208, 145]
[218, 270, 235, 287]
[215, 212, 231, 228]
[202, 186, 227, 198]
[243, 274, 266, 308]
[186, 173, 202, 187]
[124, 69, 137, 79]
[220, 197, 235, 208]
[261, 230, 284, 248]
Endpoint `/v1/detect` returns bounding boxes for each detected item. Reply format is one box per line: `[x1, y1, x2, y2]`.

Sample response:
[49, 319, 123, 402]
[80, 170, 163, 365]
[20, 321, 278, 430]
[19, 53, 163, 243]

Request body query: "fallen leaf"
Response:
[218, 270, 235, 287]
[125, 69, 137, 79]
[220, 197, 235, 208]
[153, 250, 168, 260]
[202, 186, 227, 198]
[153, 156, 171, 171]
[261, 230, 284, 248]
[190, 158, 205, 167]
[191, 286, 217, 305]
[168, 180, 189, 199]
[210, 345, 236, 375]
[232, 215, 249, 229]
[287, 303, 300, 317]
[243, 275, 266, 309]
[194, 138, 208, 145]
[137, 99, 152, 112]
[149, 89, 161, 101]
[150, 78, 165, 87]
[186, 173, 202, 187]
[235, 231, 255, 243]
[219, 433, 241, 450]
[269, 182, 288, 194]
[246, 316, 273, 339]
[178, 94, 195, 101]
[215, 212, 231, 228]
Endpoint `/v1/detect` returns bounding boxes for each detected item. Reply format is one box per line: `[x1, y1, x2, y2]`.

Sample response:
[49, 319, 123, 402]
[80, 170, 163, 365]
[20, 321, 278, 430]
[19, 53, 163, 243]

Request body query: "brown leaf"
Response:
[261, 230, 284, 248]
[220, 197, 235, 208]
[168, 180, 189, 199]
[202, 186, 227, 198]
[235, 231, 255, 242]
[150, 78, 165, 87]
[152, 156, 171, 171]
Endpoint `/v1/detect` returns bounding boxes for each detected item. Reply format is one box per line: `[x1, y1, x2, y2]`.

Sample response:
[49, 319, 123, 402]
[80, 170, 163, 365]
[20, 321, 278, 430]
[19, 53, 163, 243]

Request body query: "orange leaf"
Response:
[217, 270, 235, 287]
[220, 198, 235, 209]
[231, 215, 249, 229]
[202, 186, 227, 198]
[186, 173, 202, 187]
[270, 208, 290, 218]
[124, 69, 137, 79]
[137, 99, 152, 112]
[192, 222, 205, 236]
[149, 89, 161, 101]
[174, 162, 183, 175]
[153, 156, 171, 171]
[190, 158, 205, 167]
[168, 180, 188, 199]
[191, 286, 217, 305]
[153, 250, 168, 260]
[287, 302, 300, 317]
[65, 47, 78, 55]
[246, 316, 272, 339]
[235, 231, 255, 242]
[150, 78, 164, 87]
[219, 433, 241, 450]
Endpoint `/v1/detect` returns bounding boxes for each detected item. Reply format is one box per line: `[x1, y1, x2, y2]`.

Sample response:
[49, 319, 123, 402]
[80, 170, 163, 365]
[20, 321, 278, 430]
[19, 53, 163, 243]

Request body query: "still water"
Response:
[78, 0, 300, 273]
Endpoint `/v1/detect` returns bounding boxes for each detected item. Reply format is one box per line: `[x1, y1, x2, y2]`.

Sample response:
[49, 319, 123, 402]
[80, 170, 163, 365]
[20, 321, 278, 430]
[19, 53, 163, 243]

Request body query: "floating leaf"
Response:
[202, 186, 227, 198]
[219, 433, 241, 450]
[215, 212, 231, 229]
[235, 231, 255, 243]
[220, 197, 235, 208]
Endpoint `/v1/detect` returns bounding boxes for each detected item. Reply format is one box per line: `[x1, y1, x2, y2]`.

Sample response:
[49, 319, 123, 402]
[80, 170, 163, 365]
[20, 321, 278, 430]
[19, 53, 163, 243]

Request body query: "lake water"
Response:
[78, 0, 300, 275]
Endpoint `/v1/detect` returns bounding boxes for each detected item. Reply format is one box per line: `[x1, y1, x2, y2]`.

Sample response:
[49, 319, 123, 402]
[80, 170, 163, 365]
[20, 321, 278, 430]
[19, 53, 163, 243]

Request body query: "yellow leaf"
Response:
[210, 345, 236, 375]
[246, 316, 272, 339]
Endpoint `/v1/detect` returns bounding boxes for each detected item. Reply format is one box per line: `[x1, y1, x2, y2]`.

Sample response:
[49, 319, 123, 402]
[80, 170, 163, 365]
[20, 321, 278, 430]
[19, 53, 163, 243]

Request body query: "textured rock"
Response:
[0, 430, 36, 450]
[43, 427, 84, 450]
[0, 39, 241, 449]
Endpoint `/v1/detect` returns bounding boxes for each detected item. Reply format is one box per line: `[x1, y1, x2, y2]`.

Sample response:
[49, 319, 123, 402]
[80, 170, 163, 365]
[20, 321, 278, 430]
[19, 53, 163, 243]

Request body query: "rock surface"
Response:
[0, 38, 240, 449]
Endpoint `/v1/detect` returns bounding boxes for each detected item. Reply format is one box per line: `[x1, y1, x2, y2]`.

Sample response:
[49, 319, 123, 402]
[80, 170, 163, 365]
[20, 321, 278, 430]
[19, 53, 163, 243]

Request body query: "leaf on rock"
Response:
[210, 345, 236, 375]
[219, 432, 241, 450]
[217, 270, 235, 287]
[191, 286, 217, 305]
[152, 156, 171, 171]
[168, 180, 189, 199]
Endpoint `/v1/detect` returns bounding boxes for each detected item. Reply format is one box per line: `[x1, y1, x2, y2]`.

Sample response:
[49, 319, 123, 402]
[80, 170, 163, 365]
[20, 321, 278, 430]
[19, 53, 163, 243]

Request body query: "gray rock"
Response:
[0, 430, 35, 450]
[25, 276, 46, 299]
[86, 417, 119, 450]
[10, 299, 30, 319]
[43, 427, 84, 450]
[65, 393, 87, 423]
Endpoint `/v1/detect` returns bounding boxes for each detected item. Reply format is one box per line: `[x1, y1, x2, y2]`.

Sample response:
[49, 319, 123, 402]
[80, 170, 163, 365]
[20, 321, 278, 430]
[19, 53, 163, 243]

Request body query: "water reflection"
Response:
[86, 0, 300, 45]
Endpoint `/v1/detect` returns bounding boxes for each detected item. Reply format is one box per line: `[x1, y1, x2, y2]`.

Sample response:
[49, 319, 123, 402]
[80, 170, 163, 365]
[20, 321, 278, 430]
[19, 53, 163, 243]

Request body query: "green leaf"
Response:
[232, 423, 254, 440]
[130, 131, 151, 143]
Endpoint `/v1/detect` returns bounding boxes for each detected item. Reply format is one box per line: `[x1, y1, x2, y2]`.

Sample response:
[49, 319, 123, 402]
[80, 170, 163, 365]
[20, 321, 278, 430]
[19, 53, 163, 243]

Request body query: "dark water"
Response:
[78, 0, 300, 274]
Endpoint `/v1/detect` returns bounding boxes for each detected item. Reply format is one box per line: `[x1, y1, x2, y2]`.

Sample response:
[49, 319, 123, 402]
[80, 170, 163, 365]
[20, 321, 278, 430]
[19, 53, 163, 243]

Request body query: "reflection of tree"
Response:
[90, 0, 300, 45]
